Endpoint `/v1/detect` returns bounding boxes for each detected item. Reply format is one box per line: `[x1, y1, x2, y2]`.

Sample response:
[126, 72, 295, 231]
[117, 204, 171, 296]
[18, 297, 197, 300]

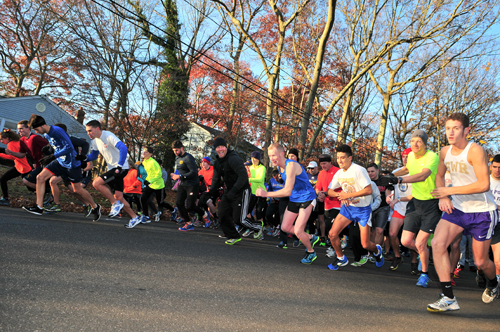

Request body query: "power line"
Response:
[87, 0, 396, 160]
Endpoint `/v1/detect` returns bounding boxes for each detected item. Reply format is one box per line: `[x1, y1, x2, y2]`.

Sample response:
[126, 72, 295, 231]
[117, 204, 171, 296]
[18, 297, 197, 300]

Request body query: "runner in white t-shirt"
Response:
[326, 144, 385, 271]
[85, 120, 140, 226]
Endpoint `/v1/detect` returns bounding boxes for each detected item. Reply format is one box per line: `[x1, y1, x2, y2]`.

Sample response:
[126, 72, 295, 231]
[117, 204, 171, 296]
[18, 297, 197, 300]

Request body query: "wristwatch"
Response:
[398, 177, 403, 184]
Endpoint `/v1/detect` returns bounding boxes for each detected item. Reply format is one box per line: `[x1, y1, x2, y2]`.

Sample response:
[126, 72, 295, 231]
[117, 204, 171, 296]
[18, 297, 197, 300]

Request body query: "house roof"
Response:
[191, 122, 262, 154]
[0, 95, 88, 139]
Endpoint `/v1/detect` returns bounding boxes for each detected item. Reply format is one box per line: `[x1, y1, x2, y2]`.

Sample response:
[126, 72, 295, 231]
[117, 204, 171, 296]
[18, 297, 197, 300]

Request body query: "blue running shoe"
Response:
[328, 256, 349, 270]
[416, 273, 431, 288]
[310, 235, 320, 249]
[170, 207, 178, 221]
[374, 244, 385, 268]
[301, 251, 317, 264]
[179, 223, 194, 231]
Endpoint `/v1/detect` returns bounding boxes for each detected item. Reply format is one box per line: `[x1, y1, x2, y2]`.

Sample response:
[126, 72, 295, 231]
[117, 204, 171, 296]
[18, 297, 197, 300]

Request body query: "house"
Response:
[182, 122, 262, 161]
[0, 95, 88, 141]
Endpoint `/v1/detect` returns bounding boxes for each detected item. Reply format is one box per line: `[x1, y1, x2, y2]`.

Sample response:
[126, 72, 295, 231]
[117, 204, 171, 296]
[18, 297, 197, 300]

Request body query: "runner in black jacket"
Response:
[209, 137, 264, 244]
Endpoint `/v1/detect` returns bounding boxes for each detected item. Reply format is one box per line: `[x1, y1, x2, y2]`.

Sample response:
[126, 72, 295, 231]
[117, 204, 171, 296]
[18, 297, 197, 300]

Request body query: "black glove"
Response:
[378, 175, 400, 187]
[144, 180, 151, 187]
[75, 154, 86, 161]
[41, 145, 54, 156]
[40, 154, 56, 167]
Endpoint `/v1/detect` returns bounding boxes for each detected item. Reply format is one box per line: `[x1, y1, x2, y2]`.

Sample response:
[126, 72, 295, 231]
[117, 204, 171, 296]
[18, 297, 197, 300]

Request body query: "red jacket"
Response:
[123, 169, 142, 194]
[0, 141, 32, 174]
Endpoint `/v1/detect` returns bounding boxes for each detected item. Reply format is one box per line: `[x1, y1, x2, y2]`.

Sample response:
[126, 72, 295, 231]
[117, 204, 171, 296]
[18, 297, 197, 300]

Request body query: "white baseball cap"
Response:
[307, 161, 318, 168]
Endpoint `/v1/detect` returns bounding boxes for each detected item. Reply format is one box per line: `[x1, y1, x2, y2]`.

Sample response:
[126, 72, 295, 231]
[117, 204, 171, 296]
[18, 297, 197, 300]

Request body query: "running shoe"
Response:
[225, 238, 242, 245]
[301, 251, 317, 264]
[109, 201, 124, 217]
[451, 278, 456, 287]
[272, 227, 280, 237]
[140, 215, 151, 224]
[0, 197, 9, 206]
[319, 237, 326, 247]
[92, 204, 102, 222]
[254, 220, 264, 239]
[427, 294, 460, 312]
[170, 207, 178, 221]
[276, 241, 288, 249]
[482, 284, 499, 304]
[476, 271, 487, 288]
[411, 263, 419, 275]
[293, 239, 301, 248]
[310, 235, 320, 249]
[84, 205, 92, 217]
[374, 244, 384, 268]
[416, 273, 431, 288]
[367, 254, 376, 263]
[43, 192, 52, 206]
[358, 256, 368, 265]
[267, 227, 274, 236]
[242, 229, 254, 237]
[256, 233, 264, 240]
[23, 205, 44, 215]
[125, 216, 141, 228]
[45, 202, 61, 213]
[179, 223, 194, 231]
[326, 247, 335, 258]
[154, 211, 162, 222]
[340, 235, 347, 249]
[204, 219, 211, 228]
[390, 256, 403, 271]
[328, 256, 349, 271]
[193, 219, 204, 227]
[218, 234, 227, 239]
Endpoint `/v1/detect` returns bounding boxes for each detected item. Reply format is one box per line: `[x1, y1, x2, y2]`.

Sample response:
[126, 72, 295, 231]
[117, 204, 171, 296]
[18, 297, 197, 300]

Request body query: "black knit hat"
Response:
[288, 148, 300, 162]
[29, 114, 46, 129]
[213, 137, 227, 149]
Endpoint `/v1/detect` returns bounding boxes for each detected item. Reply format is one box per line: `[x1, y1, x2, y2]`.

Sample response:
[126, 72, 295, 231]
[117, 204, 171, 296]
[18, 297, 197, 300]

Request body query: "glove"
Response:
[144, 180, 151, 187]
[41, 145, 54, 156]
[40, 154, 56, 167]
[378, 175, 400, 187]
[75, 154, 86, 161]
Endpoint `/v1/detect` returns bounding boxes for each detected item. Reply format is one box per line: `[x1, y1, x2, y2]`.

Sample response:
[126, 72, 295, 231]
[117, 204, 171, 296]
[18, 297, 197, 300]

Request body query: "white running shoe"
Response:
[427, 294, 460, 312]
[482, 284, 499, 304]
[326, 247, 335, 258]
[154, 211, 162, 222]
[109, 201, 124, 217]
[125, 216, 141, 229]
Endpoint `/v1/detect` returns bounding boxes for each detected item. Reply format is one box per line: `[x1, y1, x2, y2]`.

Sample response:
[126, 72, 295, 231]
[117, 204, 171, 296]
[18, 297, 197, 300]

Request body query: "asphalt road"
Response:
[1, 206, 498, 332]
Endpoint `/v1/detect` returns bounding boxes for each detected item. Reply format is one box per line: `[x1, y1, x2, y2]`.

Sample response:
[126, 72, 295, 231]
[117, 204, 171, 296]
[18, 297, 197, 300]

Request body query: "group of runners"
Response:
[1, 112, 499, 313]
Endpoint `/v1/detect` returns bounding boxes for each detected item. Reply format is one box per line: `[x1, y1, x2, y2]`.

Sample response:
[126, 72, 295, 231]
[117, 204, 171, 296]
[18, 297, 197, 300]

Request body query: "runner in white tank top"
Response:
[427, 113, 499, 313]
[444, 141, 496, 212]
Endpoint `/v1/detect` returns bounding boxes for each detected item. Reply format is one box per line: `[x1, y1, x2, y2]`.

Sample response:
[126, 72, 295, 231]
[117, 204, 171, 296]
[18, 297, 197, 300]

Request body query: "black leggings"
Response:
[0, 167, 26, 199]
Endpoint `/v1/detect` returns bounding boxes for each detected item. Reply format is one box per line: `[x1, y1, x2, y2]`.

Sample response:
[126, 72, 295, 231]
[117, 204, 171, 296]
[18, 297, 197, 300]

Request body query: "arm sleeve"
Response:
[181, 155, 198, 180]
[227, 155, 249, 195]
[115, 141, 128, 167]
[52, 130, 75, 159]
[371, 182, 381, 211]
[209, 166, 221, 194]
[0, 153, 16, 160]
[86, 149, 100, 162]
[249, 165, 266, 184]
[72, 137, 90, 155]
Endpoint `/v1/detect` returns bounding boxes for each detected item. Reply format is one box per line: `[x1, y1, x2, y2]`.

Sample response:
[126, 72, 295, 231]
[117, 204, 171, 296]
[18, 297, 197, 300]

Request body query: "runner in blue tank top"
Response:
[256, 143, 320, 264]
